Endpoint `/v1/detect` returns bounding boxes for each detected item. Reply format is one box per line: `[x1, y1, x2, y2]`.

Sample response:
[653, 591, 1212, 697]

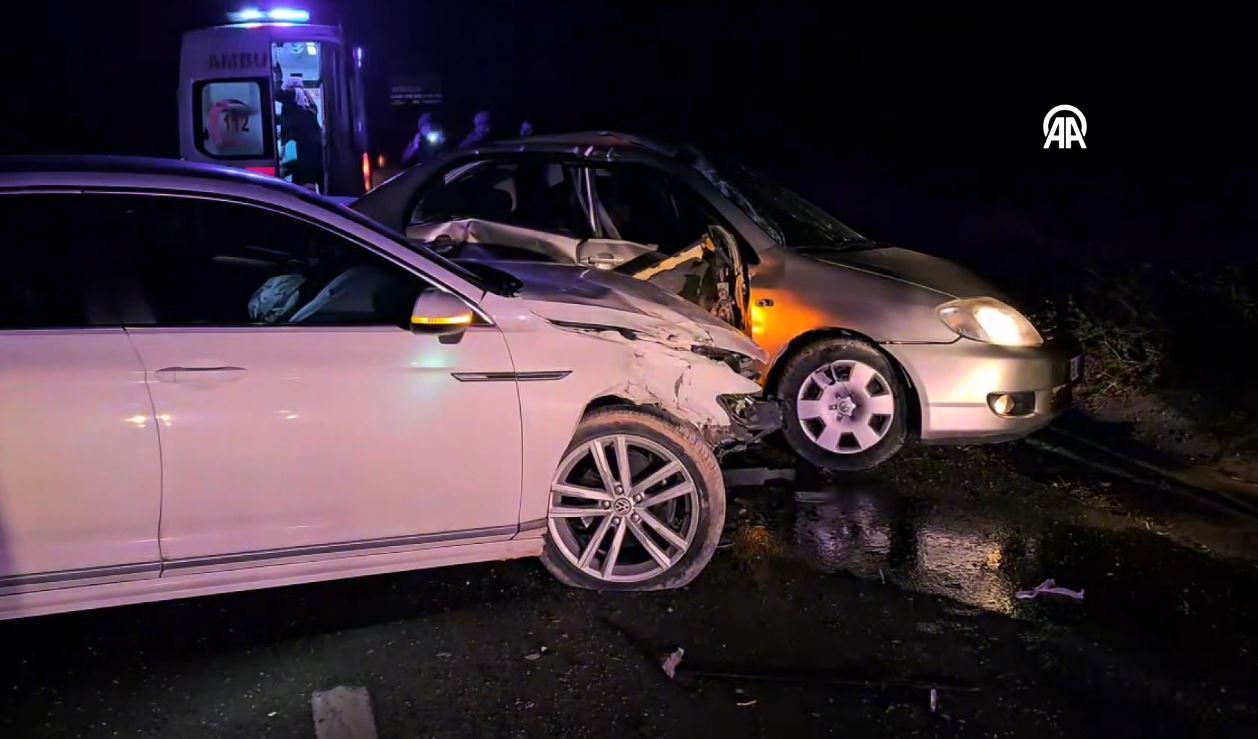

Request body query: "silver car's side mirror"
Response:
[411, 290, 475, 339]
[574, 238, 658, 270]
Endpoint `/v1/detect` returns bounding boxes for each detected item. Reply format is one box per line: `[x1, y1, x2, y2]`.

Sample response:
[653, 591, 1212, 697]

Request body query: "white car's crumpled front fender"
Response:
[488, 296, 769, 530]
[554, 320, 764, 429]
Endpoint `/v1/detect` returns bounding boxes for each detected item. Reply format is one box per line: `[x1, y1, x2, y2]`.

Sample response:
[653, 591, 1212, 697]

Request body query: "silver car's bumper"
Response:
[885, 339, 1082, 444]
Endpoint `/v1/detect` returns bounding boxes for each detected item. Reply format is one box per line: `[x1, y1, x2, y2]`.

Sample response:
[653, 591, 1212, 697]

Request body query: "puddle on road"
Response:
[728, 461, 1257, 644]
[729, 477, 1057, 616]
[790, 485, 1030, 614]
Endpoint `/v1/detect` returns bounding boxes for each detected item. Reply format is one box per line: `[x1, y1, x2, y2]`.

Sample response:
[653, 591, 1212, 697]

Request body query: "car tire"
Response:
[541, 408, 725, 591]
[777, 337, 908, 471]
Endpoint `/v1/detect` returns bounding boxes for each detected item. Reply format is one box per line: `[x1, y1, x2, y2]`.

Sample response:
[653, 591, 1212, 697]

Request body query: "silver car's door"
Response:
[587, 165, 753, 334]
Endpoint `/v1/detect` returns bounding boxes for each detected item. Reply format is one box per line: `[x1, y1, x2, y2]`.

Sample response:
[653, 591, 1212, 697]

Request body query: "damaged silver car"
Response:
[355, 133, 1082, 470]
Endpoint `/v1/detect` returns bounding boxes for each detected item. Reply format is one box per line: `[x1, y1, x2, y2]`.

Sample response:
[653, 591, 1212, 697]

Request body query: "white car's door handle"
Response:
[154, 366, 247, 383]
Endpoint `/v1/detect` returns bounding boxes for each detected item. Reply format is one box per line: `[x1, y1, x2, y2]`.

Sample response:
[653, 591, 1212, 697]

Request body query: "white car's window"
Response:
[91, 194, 427, 327]
[0, 194, 118, 329]
[411, 158, 591, 237]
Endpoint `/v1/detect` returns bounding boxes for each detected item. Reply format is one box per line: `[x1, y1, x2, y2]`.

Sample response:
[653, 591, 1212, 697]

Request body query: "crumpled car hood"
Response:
[807, 245, 1012, 303]
[478, 261, 766, 362]
[410, 219, 583, 264]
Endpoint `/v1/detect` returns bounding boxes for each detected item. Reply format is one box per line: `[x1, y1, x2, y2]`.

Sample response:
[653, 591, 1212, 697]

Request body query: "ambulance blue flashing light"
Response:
[228, 7, 311, 24]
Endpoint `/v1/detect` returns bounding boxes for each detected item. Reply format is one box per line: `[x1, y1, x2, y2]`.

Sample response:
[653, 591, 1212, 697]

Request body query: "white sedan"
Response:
[0, 157, 774, 619]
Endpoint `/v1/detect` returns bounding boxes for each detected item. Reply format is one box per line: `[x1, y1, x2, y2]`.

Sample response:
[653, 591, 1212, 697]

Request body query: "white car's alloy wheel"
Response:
[548, 433, 700, 584]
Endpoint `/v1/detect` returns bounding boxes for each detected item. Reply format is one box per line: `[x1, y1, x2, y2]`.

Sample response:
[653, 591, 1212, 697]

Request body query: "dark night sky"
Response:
[3, 2, 1250, 164]
[2, 1, 1253, 266]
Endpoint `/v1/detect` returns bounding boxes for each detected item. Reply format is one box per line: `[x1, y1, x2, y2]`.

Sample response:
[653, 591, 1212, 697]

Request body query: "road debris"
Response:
[1015, 578, 1085, 601]
[524, 652, 542, 661]
[732, 687, 758, 707]
[793, 490, 836, 504]
[929, 688, 939, 714]
[723, 467, 796, 487]
[311, 686, 378, 739]
[661, 658, 980, 697]
[661, 647, 686, 680]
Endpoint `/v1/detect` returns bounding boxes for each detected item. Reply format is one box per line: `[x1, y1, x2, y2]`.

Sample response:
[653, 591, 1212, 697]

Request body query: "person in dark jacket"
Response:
[401, 112, 444, 167]
[278, 82, 324, 190]
[458, 110, 492, 149]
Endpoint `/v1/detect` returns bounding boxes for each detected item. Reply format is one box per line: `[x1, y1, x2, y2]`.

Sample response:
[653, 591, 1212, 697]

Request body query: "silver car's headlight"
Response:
[937, 298, 1043, 347]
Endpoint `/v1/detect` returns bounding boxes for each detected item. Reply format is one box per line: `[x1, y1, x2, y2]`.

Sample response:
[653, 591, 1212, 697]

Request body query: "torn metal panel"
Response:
[407, 218, 584, 264]
[626, 226, 750, 336]
[576, 238, 658, 268]
[410, 219, 660, 271]
[491, 261, 765, 360]
[406, 216, 751, 336]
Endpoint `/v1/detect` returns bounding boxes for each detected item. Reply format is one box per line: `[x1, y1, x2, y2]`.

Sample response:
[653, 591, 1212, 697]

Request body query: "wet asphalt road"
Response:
[1, 438, 1256, 738]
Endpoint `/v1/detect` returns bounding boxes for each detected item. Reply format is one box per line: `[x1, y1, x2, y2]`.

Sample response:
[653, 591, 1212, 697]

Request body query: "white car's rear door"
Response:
[0, 193, 162, 594]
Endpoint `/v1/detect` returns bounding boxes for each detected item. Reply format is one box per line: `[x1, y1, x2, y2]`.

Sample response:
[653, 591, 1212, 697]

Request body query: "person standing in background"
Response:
[401, 112, 444, 167]
[279, 82, 324, 190]
[459, 110, 493, 149]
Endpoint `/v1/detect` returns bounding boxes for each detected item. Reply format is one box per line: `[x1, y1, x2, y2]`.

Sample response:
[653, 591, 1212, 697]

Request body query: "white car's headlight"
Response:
[937, 298, 1043, 347]
[691, 345, 761, 379]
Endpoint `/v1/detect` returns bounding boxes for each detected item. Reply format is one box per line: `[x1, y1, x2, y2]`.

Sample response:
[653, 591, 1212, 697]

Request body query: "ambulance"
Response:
[178, 7, 370, 196]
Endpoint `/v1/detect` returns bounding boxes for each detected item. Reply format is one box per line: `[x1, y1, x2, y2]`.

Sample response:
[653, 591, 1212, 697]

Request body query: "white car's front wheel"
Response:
[541, 408, 725, 591]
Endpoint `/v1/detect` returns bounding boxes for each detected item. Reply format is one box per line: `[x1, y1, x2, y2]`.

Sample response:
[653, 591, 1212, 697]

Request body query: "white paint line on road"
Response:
[312, 686, 379, 739]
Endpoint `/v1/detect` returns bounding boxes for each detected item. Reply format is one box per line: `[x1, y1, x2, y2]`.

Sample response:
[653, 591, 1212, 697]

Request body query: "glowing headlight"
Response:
[937, 298, 1043, 347]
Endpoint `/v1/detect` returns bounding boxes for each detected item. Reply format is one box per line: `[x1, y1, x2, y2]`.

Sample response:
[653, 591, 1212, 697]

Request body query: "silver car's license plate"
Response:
[1069, 354, 1084, 382]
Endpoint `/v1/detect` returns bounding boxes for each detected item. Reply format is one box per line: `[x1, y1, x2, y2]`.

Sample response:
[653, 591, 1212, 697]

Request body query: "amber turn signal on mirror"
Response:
[411, 314, 473, 327]
[410, 290, 477, 334]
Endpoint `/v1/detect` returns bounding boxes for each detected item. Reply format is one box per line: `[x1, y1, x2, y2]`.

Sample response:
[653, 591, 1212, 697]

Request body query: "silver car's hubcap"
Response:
[548, 434, 699, 583]
[796, 359, 895, 454]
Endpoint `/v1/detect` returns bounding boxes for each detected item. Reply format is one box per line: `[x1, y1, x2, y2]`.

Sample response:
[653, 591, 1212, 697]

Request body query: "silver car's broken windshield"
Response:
[690, 152, 865, 248]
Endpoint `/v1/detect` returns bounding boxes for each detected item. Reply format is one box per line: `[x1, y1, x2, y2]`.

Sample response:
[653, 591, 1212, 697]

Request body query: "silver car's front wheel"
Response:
[779, 338, 909, 471]
[796, 359, 896, 454]
[542, 409, 724, 590]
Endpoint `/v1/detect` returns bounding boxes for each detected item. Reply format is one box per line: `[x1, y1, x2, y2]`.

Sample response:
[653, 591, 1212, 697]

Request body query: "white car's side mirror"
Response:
[574, 238, 658, 270]
[411, 290, 475, 339]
